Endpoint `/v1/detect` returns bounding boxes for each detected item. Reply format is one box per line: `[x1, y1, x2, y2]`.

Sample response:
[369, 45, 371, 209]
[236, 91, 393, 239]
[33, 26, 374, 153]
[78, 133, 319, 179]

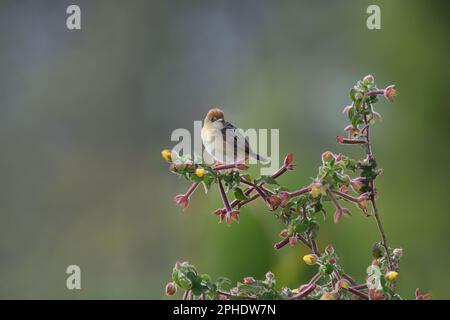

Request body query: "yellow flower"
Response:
[310, 183, 322, 199]
[320, 292, 336, 300]
[291, 288, 300, 294]
[195, 168, 205, 178]
[302, 254, 318, 266]
[385, 271, 398, 282]
[161, 149, 172, 162]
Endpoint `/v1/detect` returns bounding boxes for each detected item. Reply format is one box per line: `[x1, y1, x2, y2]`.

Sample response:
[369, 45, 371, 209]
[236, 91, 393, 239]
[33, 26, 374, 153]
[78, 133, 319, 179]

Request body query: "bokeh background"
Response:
[0, 0, 449, 299]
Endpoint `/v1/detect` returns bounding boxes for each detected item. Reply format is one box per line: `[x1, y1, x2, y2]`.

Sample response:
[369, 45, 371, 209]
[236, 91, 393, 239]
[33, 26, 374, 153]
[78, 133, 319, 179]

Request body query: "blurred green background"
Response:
[0, 0, 449, 299]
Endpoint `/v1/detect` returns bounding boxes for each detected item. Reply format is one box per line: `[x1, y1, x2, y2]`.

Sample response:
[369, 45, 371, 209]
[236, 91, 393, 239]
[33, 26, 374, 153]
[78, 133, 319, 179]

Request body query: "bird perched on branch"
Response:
[201, 108, 267, 165]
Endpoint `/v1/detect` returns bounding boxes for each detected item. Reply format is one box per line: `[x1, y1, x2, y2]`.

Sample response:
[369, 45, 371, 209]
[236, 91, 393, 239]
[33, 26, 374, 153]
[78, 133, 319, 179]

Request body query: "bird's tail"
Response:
[255, 153, 270, 165]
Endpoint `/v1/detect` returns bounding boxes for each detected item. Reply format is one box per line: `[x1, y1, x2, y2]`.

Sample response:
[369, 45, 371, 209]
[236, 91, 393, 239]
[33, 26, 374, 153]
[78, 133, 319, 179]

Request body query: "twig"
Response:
[363, 109, 392, 270]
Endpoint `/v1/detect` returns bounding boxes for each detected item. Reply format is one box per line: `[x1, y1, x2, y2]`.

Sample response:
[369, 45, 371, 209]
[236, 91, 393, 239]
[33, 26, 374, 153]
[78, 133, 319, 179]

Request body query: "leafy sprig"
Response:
[162, 75, 429, 300]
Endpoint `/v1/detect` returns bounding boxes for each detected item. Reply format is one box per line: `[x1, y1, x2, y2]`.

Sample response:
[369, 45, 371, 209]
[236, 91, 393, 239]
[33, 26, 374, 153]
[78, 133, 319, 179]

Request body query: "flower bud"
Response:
[415, 288, 431, 300]
[325, 244, 334, 255]
[174, 194, 189, 209]
[161, 149, 172, 162]
[265, 271, 275, 280]
[195, 168, 205, 178]
[165, 282, 177, 296]
[369, 289, 384, 300]
[279, 191, 291, 205]
[243, 277, 255, 285]
[336, 136, 345, 144]
[310, 182, 323, 199]
[342, 105, 353, 115]
[363, 74, 374, 84]
[219, 294, 228, 300]
[174, 161, 185, 171]
[289, 236, 298, 247]
[350, 177, 366, 193]
[279, 229, 288, 238]
[321, 151, 334, 162]
[385, 271, 398, 282]
[335, 279, 349, 292]
[302, 254, 318, 266]
[174, 261, 182, 269]
[268, 195, 281, 210]
[344, 125, 356, 138]
[283, 153, 295, 170]
[333, 207, 351, 224]
[185, 160, 194, 170]
[383, 85, 397, 103]
[393, 248, 403, 258]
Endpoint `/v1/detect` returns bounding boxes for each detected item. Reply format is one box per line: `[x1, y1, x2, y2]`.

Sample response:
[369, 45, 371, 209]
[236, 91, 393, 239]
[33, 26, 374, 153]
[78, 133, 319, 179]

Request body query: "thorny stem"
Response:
[214, 163, 248, 171]
[218, 179, 232, 212]
[363, 109, 392, 270]
[240, 179, 269, 203]
[351, 283, 368, 290]
[332, 190, 360, 203]
[348, 287, 369, 300]
[367, 90, 384, 96]
[288, 186, 312, 198]
[185, 182, 199, 198]
[309, 235, 320, 256]
[290, 273, 321, 300]
[326, 187, 343, 210]
[342, 273, 357, 286]
[230, 162, 290, 208]
[182, 289, 191, 300]
[308, 272, 322, 285]
[274, 237, 290, 249]
[290, 284, 317, 300]
[237, 193, 259, 209]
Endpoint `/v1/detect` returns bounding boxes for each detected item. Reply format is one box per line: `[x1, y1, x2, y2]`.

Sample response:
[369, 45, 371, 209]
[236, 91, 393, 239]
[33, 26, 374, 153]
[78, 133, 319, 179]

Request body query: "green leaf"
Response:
[259, 291, 277, 300]
[310, 222, 320, 240]
[202, 175, 213, 193]
[173, 271, 191, 290]
[294, 222, 308, 234]
[234, 187, 247, 201]
[349, 88, 356, 101]
[215, 277, 233, 291]
[255, 175, 279, 186]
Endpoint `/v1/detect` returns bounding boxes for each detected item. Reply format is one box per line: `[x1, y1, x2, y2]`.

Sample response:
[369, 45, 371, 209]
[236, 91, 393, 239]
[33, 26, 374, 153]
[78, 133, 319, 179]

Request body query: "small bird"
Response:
[201, 108, 267, 165]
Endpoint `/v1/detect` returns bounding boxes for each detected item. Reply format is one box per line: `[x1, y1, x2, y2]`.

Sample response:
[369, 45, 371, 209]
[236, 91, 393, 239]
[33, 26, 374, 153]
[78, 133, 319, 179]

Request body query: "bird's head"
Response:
[204, 108, 225, 125]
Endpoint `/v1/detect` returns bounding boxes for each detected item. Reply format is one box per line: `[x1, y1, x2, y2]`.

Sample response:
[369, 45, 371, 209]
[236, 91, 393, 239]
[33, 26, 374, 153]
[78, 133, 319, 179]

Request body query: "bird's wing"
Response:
[221, 121, 250, 156]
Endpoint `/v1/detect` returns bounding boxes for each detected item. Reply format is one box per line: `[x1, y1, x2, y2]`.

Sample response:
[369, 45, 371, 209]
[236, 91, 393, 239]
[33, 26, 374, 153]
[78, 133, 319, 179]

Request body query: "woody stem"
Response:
[363, 109, 392, 270]
[218, 179, 232, 212]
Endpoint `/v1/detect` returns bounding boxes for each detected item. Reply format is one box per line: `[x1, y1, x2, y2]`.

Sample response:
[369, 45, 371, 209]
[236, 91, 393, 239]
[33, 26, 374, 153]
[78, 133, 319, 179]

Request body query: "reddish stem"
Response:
[185, 182, 199, 198]
[288, 186, 312, 198]
[347, 287, 369, 300]
[217, 179, 232, 212]
[332, 190, 360, 203]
